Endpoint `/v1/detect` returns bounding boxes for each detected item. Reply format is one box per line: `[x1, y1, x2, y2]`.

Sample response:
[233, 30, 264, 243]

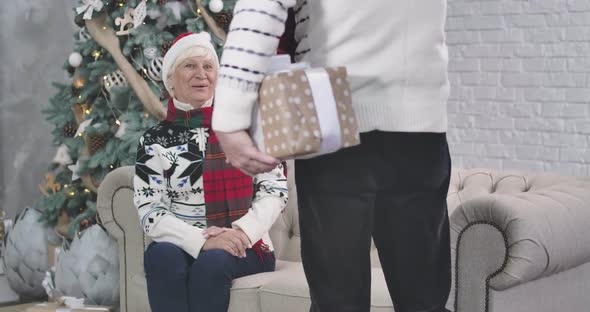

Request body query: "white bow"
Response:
[76, 0, 104, 20]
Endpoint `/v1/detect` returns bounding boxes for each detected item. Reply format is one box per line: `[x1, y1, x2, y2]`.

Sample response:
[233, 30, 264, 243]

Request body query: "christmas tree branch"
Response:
[196, 0, 227, 42]
[85, 13, 166, 121]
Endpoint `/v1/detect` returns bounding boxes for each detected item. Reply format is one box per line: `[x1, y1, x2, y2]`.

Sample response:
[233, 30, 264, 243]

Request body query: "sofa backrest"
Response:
[446, 168, 584, 216]
[271, 165, 590, 267]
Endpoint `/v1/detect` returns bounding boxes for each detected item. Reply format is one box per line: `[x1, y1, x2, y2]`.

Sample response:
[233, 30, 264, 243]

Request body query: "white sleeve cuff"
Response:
[232, 197, 285, 244]
[212, 85, 258, 132]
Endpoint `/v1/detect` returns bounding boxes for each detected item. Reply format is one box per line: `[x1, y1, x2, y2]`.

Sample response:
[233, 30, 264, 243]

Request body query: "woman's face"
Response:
[170, 55, 217, 107]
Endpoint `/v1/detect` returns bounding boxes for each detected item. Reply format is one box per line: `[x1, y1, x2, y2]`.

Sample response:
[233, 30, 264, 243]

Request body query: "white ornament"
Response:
[114, 0, 147, 36]
[68, 161, 81, 181]
[103, 70, 128, 95]
[76, 0, 104, 20]
[147, 57, 163, 82]
[53, 144, 73, 166]
[208, 0, 224, 13]
[114, 121, 128, 138]
[143, 47, 159, 60]
[68, 52, 83, 68]
[75, 118, 93, 137]
[78, 27, 91, 42]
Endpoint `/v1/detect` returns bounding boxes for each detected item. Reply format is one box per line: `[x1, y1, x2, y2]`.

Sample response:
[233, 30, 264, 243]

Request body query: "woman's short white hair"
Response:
[166, 46, 218, 93]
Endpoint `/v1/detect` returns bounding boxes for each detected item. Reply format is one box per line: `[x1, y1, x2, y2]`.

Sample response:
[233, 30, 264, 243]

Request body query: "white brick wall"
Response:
[447, 0, 590, 176]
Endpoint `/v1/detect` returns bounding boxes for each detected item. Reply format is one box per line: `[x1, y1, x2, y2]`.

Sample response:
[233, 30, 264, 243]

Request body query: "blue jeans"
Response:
[144, 242, 275, 312]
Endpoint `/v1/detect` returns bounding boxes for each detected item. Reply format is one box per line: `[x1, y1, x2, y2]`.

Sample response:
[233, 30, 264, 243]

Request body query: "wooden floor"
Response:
[0, 303, 38, 312]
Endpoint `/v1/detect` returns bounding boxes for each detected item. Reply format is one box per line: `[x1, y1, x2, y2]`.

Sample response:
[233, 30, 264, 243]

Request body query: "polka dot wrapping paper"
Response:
[253, 67, 361, 160]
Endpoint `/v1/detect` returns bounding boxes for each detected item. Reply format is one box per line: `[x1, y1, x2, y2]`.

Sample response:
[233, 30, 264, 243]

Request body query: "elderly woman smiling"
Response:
[133, 32, 288, 312]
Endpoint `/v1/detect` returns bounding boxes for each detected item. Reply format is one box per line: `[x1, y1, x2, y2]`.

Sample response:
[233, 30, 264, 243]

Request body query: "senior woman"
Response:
[133, 32, 288, 312]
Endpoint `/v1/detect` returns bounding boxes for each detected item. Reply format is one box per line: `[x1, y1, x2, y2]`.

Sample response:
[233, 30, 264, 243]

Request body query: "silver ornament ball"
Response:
[208, 0, 224, 13]
[103, 70, 128, 96]
[68, 52, 83, 68]
[148, 57, 163, 82]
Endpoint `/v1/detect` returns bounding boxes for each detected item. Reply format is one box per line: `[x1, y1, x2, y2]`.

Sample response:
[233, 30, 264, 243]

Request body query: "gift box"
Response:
[252, 58, 360, 159]
[25, 302, 112, 312]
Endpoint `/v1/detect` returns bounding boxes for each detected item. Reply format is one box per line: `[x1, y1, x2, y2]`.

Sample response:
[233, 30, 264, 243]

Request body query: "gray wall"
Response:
[1, 1, 77, 218]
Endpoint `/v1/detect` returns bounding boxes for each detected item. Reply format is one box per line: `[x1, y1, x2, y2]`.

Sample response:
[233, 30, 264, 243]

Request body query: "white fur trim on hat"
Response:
[161, 32, 219, 93]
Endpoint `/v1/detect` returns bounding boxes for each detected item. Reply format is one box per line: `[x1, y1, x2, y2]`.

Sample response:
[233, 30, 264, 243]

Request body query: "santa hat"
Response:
[161, 32, 219, 93]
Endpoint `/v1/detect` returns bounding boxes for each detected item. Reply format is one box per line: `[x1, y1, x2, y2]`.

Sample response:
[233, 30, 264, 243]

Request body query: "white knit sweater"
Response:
[212, 0, 449, 134]
[134, 100, 288, 258]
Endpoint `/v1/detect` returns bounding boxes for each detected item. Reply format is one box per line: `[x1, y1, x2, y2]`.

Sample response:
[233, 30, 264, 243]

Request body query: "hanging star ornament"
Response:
[68, 160, 82, 181]
[53, 143, 73, 166]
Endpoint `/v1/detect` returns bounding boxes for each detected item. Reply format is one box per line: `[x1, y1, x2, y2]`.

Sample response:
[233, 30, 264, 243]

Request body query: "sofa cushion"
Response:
[258, 261, 394, 312]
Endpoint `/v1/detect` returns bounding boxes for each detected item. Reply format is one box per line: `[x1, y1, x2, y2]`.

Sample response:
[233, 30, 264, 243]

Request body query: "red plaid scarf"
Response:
[166, 99, 253, 228]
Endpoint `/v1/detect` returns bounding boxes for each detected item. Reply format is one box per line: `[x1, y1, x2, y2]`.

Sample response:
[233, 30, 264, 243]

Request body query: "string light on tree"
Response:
[72, 77, 86, 89]
[91, 50, 102, 60]
[72, 68, 86, 94]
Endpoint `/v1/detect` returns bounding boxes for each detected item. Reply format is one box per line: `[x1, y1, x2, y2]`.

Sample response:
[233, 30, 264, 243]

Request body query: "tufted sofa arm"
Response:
[97, 166, 151, 312]
[448, 169, 590, 311]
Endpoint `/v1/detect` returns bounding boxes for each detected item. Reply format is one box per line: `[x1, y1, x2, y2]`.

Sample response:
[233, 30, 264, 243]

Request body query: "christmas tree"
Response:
[39, 0, 236, 239]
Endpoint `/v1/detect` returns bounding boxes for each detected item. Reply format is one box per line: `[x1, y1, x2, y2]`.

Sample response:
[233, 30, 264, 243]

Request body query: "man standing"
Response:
[213, 1, 452, 311]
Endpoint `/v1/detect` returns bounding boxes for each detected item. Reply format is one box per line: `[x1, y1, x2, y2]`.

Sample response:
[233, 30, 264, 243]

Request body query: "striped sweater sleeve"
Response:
[212, 0, 297, 132]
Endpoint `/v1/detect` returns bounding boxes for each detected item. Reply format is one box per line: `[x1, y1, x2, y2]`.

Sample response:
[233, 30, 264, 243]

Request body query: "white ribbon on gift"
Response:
[253, 56, 343, 159]
[300, 68, 342, 158]
[76, 0, 104, 20]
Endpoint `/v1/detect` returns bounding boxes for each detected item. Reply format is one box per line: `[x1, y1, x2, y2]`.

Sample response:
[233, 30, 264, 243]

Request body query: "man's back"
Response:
[213, 0, 449, 134]
[295, 0, 450, 133]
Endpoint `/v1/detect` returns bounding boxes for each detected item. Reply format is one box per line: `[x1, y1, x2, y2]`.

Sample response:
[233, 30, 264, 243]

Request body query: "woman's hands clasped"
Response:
[202, 226, 251, 258]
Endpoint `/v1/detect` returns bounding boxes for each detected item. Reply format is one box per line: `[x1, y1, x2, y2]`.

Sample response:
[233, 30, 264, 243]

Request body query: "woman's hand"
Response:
[202, 226, 229, 239]
[202, 228, 251, 258]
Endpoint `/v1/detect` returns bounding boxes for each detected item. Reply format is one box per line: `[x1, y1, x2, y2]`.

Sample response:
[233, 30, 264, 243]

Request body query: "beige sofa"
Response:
[96, 163, 590, 312]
